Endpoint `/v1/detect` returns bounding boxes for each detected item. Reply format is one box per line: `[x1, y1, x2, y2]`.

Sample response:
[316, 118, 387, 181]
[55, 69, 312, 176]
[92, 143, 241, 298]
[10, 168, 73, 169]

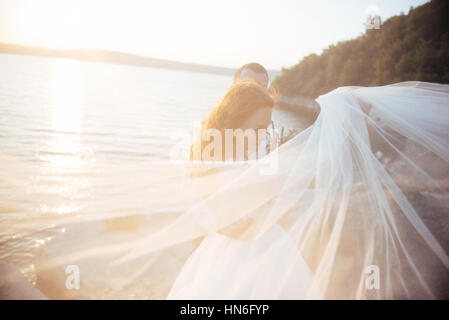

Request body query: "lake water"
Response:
[0, 54, 302, 165]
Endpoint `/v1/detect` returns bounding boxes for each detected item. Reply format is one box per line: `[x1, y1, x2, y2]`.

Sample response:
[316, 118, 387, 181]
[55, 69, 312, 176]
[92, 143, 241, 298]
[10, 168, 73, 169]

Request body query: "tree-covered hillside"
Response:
[272, 0, 449, 98]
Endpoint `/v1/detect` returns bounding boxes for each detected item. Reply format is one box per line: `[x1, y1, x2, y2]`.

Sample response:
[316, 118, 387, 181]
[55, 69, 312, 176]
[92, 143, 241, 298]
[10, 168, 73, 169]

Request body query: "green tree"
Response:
[272, 0, 449, 98]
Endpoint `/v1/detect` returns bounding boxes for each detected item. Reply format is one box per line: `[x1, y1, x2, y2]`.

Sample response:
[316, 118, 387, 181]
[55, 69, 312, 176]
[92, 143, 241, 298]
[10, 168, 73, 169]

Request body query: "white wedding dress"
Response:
[3, 81, 449, 299]
[167, 224, 314, 299]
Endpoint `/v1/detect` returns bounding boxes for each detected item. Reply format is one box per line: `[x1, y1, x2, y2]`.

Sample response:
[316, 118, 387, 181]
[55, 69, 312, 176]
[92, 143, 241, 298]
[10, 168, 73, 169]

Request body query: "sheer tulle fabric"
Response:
[2, 81, 449, 299]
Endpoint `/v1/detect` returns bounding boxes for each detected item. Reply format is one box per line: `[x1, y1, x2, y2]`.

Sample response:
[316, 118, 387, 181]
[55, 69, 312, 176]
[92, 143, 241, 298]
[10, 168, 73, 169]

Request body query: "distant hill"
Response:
[0, 42, 244, 76]
[272, 0, 449, 98]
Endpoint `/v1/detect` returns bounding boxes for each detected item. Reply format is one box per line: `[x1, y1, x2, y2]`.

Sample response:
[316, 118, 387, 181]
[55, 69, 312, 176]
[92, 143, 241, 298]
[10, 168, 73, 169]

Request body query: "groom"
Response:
[234, 62, 269, 88]
[234, 62, 298, 147]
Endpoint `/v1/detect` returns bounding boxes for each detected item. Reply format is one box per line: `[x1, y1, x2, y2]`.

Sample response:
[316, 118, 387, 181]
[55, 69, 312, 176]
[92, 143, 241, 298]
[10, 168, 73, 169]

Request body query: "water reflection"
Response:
[44, 59, 84, 171]
[52, 59, 81, 133]
[37, 59, 89, 209]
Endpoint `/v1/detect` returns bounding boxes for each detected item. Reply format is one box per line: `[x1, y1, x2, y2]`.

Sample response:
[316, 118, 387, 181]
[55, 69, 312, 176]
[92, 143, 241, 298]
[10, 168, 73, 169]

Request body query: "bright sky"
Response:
[0, 0, 429, 70]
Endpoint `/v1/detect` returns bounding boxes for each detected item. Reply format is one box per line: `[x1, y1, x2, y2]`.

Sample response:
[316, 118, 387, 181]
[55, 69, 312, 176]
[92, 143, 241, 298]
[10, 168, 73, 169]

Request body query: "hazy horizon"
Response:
[0, 43, 240, 72]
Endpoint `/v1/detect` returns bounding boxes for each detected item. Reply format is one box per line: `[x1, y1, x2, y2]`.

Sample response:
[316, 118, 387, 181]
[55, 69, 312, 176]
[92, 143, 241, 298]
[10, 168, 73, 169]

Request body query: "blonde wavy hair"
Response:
[191, 81, 275, 161]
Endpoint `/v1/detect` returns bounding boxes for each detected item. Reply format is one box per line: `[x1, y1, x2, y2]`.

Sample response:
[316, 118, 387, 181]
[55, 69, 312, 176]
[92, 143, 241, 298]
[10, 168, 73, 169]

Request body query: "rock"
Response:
[0, 261, 47, 299]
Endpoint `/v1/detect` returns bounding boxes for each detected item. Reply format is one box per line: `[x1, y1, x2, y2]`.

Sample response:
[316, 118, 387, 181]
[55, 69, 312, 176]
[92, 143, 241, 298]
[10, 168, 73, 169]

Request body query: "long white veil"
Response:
[2, 81, 449, 299]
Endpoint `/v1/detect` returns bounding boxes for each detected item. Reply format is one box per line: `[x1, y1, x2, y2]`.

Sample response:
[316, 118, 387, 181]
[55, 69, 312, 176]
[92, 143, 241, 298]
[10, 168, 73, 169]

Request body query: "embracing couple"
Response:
[190, 62, 298, 162]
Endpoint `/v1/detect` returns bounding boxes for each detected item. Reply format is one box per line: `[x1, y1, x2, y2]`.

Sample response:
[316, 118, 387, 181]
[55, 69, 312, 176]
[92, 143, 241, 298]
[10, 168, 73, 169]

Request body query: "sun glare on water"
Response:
[52, 59, 81, 133]
[43, 59, 85, 172]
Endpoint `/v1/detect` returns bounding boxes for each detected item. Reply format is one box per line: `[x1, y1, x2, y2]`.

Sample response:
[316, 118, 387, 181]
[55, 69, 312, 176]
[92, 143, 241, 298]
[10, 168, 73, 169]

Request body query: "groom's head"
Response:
[234, 63, 269, 88]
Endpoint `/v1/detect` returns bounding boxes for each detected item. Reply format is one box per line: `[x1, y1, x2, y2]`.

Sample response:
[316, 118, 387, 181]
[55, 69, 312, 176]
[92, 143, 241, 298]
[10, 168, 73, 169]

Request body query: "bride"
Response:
[9, 80, 449, 299]
[169, 81, 315, 299]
